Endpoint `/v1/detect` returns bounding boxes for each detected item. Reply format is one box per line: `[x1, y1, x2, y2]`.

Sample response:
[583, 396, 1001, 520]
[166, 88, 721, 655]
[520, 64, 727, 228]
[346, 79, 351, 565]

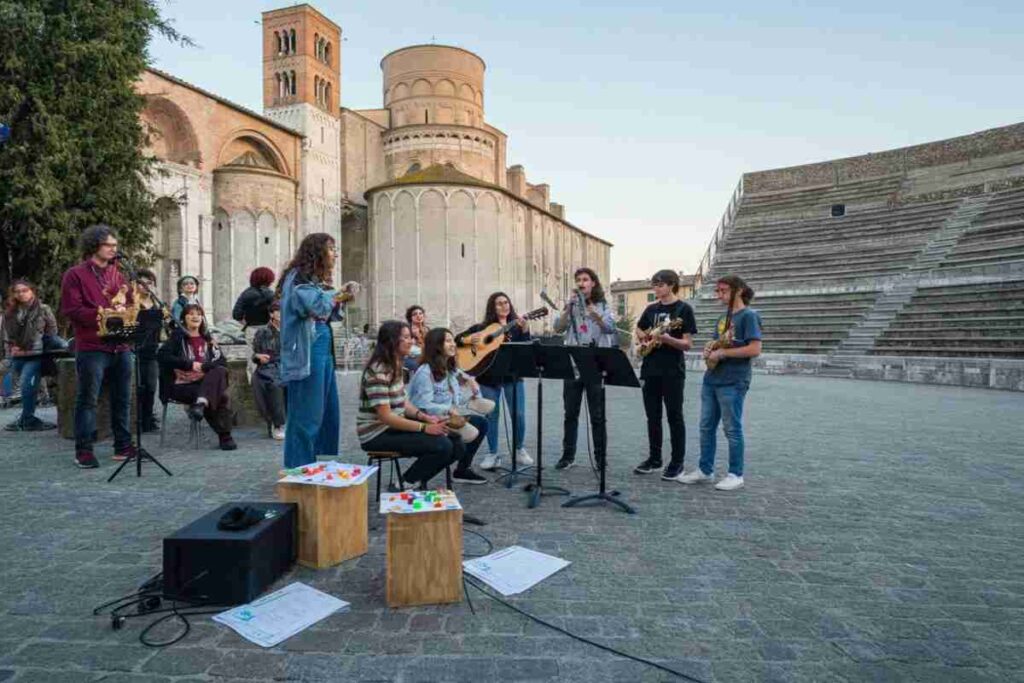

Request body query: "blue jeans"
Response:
[75, 351, 133, 452]
[698, 380, 749, 477]
[283, 322, 339, 468]
[10, 357, 42, 422]
[480, 380, 526, 454]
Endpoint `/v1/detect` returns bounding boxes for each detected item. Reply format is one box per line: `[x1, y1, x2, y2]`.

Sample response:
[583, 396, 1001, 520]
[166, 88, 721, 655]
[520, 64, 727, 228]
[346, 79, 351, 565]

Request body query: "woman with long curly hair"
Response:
[356, 320, 457, 489]
[278, 233, 358, 467]
[1, 279, 60, 431]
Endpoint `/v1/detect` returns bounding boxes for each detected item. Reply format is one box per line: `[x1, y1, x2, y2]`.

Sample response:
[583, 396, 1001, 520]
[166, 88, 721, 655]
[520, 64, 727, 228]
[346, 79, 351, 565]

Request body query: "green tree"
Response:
[0, 0, 189, 307]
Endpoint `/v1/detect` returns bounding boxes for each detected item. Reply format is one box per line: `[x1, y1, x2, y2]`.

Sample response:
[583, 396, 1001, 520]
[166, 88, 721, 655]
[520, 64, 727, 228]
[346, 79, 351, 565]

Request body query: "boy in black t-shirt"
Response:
[633, 270, 698, 479]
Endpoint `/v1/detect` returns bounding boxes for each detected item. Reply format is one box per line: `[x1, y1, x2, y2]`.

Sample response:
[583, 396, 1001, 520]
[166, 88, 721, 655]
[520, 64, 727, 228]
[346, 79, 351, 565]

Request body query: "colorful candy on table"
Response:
[379, 489, 462, 515]
[278, 461, 378, 488]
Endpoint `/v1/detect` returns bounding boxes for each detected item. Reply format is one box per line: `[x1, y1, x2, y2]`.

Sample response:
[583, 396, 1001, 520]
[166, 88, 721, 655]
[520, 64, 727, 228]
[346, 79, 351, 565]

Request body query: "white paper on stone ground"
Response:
[212, 582, 350, 648]
[463, 546, 571, 596]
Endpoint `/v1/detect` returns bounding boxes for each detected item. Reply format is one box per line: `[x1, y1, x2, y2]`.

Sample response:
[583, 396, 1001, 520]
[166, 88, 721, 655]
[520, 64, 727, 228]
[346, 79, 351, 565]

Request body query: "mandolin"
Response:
[455, 307, 548, 375]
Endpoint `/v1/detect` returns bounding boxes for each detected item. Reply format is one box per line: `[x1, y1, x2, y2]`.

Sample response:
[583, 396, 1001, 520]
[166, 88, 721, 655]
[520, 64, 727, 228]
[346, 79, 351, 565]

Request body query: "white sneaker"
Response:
[271, 426, 285, 441]
[515, 448, 534, 466]
[714, 473, 744, 491]
[479, 453, 499, 471]
[676, 469, 713, 484]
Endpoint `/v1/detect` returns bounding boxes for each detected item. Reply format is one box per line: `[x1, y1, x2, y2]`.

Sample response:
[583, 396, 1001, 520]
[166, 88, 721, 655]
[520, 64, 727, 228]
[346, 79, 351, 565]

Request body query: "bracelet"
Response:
[419, 423, 425, 433]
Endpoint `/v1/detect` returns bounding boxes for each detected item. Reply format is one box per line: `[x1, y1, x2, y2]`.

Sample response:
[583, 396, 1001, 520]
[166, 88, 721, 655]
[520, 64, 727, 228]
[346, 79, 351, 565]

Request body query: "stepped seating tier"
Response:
[940, 188, 1024, 269]
[871, 281, 1024, 358]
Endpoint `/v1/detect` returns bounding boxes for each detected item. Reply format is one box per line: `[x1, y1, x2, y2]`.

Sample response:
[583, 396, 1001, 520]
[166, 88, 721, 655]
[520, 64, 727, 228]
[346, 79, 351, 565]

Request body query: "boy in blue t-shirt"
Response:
[675, 275, 762, 491]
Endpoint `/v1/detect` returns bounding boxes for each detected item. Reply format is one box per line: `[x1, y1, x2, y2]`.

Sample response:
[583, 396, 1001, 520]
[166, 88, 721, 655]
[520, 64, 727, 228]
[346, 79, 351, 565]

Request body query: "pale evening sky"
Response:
[149, 0, 1024, 282]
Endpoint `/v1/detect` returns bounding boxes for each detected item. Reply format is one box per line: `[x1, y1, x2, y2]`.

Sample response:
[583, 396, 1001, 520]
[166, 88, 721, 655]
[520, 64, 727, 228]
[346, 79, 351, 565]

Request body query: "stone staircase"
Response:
[819, 195, 994, 377]
[909, 194, 994, 272]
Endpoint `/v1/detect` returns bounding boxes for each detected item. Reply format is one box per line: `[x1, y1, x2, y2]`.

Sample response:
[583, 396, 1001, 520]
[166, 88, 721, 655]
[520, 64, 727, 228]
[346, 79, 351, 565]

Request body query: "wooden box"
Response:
[276, 481, 368, 569]
[386, 509, 463, 607]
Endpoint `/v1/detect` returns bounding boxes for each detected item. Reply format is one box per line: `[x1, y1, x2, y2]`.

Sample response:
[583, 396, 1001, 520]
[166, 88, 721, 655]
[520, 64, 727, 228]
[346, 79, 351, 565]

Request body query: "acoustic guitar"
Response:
[635, 318, 685, 357]
[455, 307, 549, 375]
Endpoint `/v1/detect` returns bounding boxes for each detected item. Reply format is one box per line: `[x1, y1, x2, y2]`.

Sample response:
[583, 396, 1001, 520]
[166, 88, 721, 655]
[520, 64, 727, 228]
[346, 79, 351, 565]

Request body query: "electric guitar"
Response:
[456, 307, 549, 375]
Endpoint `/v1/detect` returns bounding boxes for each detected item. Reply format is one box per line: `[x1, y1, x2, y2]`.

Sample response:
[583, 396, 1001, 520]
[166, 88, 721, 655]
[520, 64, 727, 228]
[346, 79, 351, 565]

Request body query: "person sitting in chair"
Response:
[157, 304, 236, 451]
[1, 279, 61, 431]
[251, 301, 286, 440]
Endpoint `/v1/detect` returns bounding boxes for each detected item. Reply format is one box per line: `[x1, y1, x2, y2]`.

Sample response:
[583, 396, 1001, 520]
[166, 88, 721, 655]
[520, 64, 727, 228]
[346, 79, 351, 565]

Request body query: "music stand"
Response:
[481, 342, 535, 488]
[520, 342, 573, 508]
[561, 346, 640, 514]
[107, 265, 175, 482]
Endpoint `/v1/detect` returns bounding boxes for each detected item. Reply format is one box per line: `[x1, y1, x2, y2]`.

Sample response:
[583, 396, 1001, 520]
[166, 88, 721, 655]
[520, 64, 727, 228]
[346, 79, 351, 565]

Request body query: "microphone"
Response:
[539, 288, 558, 311]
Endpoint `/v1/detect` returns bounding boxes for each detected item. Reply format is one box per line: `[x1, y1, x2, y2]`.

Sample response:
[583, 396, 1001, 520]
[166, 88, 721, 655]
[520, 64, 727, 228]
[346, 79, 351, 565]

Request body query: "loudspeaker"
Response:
[163, 501, 297, 605]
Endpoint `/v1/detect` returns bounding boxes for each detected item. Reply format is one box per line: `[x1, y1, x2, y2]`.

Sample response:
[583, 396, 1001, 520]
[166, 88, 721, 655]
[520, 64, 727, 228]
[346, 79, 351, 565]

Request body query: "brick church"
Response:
[138, 3, 611, 331]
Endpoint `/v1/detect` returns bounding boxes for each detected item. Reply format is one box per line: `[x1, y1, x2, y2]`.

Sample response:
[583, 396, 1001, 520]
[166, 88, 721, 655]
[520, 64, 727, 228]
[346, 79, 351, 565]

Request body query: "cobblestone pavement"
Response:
[0, 372, 1021, 682]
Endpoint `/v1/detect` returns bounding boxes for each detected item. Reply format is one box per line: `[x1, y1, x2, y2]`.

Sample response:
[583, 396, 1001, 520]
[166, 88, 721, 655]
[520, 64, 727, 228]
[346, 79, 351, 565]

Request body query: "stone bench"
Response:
[57, 357, 261, 440]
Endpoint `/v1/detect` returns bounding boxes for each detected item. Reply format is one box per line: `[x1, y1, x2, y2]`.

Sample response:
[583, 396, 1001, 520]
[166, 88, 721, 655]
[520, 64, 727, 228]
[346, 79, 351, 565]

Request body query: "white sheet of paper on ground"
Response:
[277, 461, 378, 488]
[463, 546, 571, 596]
[212, 582, 350, 648]
[379, 489, 462, 515]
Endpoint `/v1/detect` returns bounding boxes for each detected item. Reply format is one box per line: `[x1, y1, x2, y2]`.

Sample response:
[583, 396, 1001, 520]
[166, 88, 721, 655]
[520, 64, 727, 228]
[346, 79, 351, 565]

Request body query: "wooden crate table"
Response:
[382, 490, 463, 608]
[275, 462, 374, 569]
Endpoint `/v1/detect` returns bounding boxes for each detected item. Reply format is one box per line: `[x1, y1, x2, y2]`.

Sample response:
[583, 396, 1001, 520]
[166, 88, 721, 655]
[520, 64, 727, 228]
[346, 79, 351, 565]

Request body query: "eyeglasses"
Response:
[99, 242, 118, 248]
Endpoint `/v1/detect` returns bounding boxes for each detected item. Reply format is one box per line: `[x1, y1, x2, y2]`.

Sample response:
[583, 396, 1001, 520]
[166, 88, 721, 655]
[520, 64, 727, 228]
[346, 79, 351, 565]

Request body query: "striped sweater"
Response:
[356, 362, 406, 444]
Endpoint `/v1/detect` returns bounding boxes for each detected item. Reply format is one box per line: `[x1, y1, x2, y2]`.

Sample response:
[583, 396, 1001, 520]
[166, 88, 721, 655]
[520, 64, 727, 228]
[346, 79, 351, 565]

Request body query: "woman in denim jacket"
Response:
[408, 328, 489, 484]
[277, 233, 357, 468]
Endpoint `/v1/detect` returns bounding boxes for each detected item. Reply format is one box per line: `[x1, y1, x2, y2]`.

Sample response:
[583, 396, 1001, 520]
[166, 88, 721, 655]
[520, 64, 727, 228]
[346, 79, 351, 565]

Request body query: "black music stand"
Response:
[481, 343, 535, 488]
[107, 263, 175, 483]
[561, 346, 640, 514]
[519, 342, 573, 508]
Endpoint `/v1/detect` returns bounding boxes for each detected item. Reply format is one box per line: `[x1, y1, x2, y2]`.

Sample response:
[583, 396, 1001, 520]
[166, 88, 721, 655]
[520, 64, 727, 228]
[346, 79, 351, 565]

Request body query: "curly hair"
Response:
[4, 279, 37, 316]
[364, 320, 409, 381]
[79, 224, 117, 259]
[482, 292, 517, 326]
[717, 274, 754, 307]
[250, 267, 275, 288]
[405, 305, 424, 324]
[574, 267, 606, 304]
[421, 327, 456, 382]
[277, 233, 335, 295]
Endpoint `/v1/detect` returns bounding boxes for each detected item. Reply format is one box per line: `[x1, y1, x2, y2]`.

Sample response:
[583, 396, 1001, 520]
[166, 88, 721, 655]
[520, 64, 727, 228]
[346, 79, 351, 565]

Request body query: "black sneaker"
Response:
[554, 457, 575, 470]
[634, 458, 662, 474]
[452, 469, 488, 484]
[661, 462, 685, 480]
[188, 403, 205, 421]
[74, 450, 99, 469]
[218, 435, 238, 451]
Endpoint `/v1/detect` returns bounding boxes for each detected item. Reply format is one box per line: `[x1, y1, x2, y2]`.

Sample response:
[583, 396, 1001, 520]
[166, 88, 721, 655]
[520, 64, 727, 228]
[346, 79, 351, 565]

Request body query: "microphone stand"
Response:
[107, 254, 174, 482]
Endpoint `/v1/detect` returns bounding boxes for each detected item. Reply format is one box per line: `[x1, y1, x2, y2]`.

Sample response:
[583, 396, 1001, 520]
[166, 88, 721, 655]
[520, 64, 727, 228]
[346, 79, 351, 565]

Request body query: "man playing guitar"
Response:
[633, 269, 697, 480]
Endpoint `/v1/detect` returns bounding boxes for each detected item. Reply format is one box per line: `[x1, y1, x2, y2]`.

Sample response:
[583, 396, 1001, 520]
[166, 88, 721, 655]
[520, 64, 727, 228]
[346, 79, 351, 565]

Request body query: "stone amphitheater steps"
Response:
[912, 194, 996, 271]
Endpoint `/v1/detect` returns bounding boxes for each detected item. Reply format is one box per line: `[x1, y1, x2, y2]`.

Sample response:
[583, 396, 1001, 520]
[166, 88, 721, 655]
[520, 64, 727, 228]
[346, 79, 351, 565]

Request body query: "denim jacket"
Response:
[279, 270, 341, 383]
[407, 364, 468, 416]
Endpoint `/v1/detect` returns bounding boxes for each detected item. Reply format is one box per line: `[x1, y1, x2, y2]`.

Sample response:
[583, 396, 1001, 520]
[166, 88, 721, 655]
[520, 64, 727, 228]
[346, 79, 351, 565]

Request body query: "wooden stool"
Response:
[276, 481, 368, 569]
[366, 451, 455, 500]
[386, 507, 463, 607]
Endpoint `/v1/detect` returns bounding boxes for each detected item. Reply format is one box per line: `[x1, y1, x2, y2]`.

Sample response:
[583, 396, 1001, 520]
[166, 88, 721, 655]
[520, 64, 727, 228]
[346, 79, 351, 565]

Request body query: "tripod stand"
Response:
[561, 346, 639, 514]
[108, 264, 174, 482]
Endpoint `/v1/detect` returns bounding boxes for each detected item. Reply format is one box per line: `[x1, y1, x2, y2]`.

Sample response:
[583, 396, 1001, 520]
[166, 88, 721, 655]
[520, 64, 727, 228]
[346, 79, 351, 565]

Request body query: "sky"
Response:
[149, 0, 1024, 281]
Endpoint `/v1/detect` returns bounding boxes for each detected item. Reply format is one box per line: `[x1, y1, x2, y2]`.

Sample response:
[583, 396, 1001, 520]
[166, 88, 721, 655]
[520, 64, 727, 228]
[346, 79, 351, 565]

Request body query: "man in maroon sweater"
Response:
[60, 225, 135, 469]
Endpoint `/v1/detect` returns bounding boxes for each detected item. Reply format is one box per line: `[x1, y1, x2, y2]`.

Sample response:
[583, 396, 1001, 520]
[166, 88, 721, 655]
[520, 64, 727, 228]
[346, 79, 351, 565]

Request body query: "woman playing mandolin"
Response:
[455, 292, 532, 470]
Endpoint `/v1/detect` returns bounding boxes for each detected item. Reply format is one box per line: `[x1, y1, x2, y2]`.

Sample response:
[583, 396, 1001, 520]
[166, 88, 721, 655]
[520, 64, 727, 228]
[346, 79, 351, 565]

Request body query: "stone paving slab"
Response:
[0, 372, 1021, 682]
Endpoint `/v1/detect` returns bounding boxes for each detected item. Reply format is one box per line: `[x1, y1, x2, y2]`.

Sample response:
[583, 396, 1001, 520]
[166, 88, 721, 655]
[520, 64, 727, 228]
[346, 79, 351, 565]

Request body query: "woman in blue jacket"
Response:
[277, 233, 357, 468]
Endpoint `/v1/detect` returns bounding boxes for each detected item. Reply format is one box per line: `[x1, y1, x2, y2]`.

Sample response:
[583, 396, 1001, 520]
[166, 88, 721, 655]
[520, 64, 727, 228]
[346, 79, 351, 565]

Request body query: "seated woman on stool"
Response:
[408, 327, 490, 484]
[356, 320, 457, 489]
[251, 302, 286, 440]
[157, 304, 237, 451]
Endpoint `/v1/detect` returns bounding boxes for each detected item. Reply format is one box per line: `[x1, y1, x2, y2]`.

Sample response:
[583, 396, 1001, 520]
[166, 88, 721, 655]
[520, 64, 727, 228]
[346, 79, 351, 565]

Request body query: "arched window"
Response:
[314, 76, 320, 104]
[314, 33, 320, 59]
[289, 29, 296, 54]
[424, 109, 429, 124]
[276, 73, 282, 99]
[407, 162, 421, 175]
[274, 31, 281, 55]
[326, 83, 332, 107]
[290, 70, 296, 96]
[325, 43, 332, 65]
